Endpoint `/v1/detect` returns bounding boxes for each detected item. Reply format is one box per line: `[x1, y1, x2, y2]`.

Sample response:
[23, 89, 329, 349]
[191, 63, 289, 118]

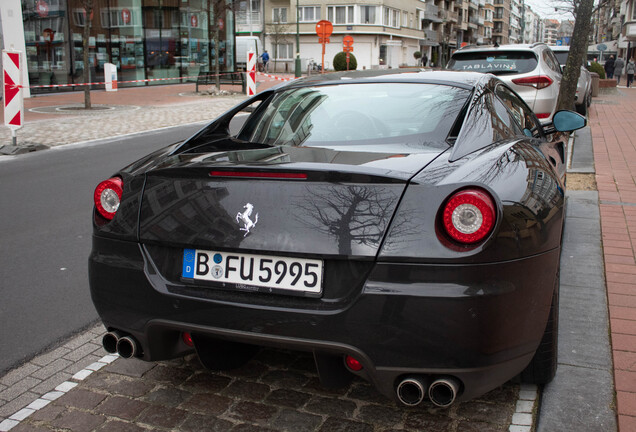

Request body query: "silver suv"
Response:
[550, 45, 592, 116]
[446, 43, 562, 123]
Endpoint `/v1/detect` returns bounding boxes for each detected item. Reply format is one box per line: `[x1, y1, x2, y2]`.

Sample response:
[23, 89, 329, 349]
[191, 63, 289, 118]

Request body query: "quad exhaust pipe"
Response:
[428, 376, 460, 408]
[396, 376, 427, 406]
[396, 375, 461, 407]
[101, 331, 140, 359]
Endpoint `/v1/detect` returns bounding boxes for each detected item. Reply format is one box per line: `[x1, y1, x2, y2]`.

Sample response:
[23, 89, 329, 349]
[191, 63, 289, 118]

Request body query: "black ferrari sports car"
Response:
[90, 70, 585, 407]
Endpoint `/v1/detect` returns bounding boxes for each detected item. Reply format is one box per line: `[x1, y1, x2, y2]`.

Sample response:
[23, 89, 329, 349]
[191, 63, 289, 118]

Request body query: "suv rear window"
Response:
[447, 51, 538, 75]
[553, 51, 569, 66]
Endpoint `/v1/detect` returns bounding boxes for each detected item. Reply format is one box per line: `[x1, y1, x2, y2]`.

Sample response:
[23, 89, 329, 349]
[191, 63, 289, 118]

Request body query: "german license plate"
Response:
[182, 249, 323, 294]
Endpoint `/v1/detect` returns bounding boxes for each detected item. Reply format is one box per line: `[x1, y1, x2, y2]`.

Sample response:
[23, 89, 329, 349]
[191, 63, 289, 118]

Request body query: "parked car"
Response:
[90, 70, 585, 408]
[550, 45, 593, 115]
[446, 43, 563, 123]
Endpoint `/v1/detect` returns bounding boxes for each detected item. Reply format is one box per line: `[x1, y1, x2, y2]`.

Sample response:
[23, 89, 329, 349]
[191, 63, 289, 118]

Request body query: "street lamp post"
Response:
[295, 0, 301, 77]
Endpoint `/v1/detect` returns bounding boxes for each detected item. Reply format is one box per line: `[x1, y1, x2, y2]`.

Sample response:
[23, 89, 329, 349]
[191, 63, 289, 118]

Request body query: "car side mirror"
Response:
[552, 110, 586, 132]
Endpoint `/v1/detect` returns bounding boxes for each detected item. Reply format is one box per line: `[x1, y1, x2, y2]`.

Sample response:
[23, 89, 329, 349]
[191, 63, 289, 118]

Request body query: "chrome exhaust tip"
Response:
[102, 331, 122, 354]
[116, 335, 139, 359]
[396, 376, 427, 406]
[428, 376, 460, 408]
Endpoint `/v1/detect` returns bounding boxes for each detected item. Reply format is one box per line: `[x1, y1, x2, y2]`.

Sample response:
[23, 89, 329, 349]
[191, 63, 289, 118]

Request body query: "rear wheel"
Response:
[576, 100, 587, 116]
[520, 274, 559, 384]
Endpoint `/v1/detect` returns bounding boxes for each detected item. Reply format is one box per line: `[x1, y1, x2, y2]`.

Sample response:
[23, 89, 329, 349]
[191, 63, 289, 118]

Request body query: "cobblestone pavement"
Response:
[0, 94, 247, 149]
[2, 332, 532, 432]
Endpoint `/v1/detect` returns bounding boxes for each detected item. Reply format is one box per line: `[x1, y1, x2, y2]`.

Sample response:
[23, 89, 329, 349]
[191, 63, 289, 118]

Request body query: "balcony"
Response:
[422, 28, 440, 45]
[469, 0, 479, 9]
[441, 10, 459, 22]
[423, 4, 443, 23]
[235, 11, 263, 33]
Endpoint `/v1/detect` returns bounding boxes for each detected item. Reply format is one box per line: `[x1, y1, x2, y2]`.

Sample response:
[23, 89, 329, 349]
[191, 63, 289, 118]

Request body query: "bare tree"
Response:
[209, 0, 238, 91]
[81, 0, 94, 109]
[266, 22, 291, 73]
[550, 0, 609, 111]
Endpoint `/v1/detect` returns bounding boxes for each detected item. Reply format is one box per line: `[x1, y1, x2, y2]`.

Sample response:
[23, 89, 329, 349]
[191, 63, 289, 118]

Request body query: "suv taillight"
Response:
[512, 75, 553, 89]
[94, 177, 123, 220]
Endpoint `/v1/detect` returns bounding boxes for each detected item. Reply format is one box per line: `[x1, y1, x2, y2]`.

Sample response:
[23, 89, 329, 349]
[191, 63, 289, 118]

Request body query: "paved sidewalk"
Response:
[588, 87, 636, 432]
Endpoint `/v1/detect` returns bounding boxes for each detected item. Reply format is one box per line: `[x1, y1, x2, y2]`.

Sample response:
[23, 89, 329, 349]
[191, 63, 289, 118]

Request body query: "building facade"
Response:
[16, 0, 235, 93]
[252, 0, 511, 72]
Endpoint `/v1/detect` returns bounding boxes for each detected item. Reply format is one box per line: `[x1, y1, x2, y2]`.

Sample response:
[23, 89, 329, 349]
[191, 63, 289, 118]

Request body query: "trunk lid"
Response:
[139, 145, 444, 257]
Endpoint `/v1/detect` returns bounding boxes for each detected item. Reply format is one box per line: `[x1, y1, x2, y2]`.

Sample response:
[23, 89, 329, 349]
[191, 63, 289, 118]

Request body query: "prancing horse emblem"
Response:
[236, 203, 258, 237]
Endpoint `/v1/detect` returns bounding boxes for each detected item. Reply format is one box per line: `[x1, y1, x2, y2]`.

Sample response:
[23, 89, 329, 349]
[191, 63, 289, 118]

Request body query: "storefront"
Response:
[21, 0, 235, 93]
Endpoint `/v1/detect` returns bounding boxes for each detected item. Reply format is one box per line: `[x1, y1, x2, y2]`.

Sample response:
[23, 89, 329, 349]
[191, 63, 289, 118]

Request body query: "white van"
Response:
[236, 36, 263, 70]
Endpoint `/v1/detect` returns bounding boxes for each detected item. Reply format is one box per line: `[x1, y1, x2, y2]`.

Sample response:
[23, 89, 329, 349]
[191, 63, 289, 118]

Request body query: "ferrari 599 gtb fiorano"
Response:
[90, 70, 585, 407]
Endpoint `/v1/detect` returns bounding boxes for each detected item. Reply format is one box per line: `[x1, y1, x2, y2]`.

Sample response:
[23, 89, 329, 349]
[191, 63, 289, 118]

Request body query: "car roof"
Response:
[277, 69, 489, 91]
[454, 43, 548, 53]
[548, 45, 570, 52]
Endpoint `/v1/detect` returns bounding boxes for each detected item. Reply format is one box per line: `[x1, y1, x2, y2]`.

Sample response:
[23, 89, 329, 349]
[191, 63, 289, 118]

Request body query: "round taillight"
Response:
[442, 189, 496, 244]
[94, 177, 123, 220]
[345, 355, 363, 372]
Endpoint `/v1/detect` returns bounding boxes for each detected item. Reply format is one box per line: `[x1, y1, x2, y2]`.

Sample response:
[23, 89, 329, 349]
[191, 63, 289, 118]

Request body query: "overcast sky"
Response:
[524, 0, 576, 20]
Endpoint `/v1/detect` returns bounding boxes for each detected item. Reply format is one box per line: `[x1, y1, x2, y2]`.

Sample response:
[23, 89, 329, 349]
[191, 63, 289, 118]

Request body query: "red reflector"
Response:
[441, 189, 496, 244]
[345, 355, 363, 371]
[535, 113, 551, 119]
[511, 75, 553, 89]
[209, 171, 307, 179]
[182, 332, 194, 347]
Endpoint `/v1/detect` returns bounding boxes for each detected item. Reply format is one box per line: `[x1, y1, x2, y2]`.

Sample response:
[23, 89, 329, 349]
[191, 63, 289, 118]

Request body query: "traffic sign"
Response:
[121, 8, 131, 24]
[316, 20, 333, 43]
[316, 20, 333, 73]
[3, 49, 24, 134]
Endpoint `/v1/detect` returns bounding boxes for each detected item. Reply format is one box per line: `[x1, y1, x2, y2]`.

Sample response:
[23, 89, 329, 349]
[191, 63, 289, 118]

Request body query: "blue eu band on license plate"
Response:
[182, 249, 323, 294]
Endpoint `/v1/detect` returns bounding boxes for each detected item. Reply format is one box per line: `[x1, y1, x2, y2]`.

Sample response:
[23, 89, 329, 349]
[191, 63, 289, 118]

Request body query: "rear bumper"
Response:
[89, 235, 558, 402]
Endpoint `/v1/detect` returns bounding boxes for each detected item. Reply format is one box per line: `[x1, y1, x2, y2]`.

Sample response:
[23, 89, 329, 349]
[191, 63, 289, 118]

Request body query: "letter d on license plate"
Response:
[182, 249, 323, 295]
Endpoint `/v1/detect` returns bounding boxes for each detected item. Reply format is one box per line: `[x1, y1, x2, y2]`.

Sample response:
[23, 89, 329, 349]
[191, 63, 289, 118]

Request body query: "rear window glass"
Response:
[447, 51, 538, 75]
[240, 83, 470, 152]
[553, 51, 569, 66]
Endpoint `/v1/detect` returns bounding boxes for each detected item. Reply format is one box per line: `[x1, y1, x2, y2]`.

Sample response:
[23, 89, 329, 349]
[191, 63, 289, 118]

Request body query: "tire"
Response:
[520, 274, 559, 384]
[576, 99, 587, 116]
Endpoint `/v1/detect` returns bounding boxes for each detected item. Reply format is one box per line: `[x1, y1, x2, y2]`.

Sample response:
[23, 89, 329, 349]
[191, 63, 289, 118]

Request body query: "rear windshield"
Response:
[239, 83, 470, 152]
[447, 51, 538, 75]
[553, 51, 568, 66]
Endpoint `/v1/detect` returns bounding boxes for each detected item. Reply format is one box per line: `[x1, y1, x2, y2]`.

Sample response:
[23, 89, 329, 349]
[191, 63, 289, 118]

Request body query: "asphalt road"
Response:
[0, 123, 204, 374]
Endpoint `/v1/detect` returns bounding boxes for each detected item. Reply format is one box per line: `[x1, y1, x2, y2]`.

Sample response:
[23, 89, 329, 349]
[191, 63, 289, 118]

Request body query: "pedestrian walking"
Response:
[615, 57, 625, 85]
[604, 55, 615, 79]
[260, 50, 270, 73]
[422, 53, 428, 67]
[626, 58, 635, 88]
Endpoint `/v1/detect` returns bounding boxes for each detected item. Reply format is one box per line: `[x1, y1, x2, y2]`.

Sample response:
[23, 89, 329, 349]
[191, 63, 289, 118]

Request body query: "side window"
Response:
[494, 84, 545, 139]
[493, 97, 523, 137]
[542, 49, 562, 74]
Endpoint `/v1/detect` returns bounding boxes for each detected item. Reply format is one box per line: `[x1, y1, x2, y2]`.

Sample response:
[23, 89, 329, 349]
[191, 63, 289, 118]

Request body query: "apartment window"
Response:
[275, 43, 294, 60]
[273, 7, 288, 23]
[359, 6, 377, 24]
[495, 7, 503, 19]
[383, 7, 400, 28]
[328, 6, 354, 24]
[299, 6, 320, 22]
